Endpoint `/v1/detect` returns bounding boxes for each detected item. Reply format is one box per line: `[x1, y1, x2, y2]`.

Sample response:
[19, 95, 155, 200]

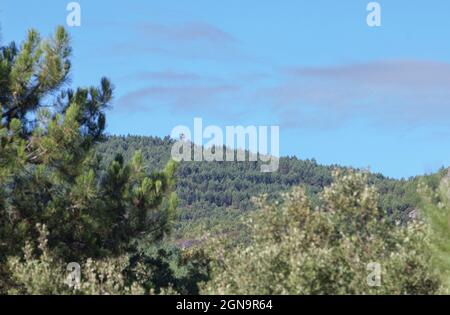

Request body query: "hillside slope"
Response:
[97, 135, 437, 240]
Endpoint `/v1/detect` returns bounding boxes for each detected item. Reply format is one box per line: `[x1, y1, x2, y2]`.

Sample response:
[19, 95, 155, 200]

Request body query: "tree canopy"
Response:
[0, 27, 186, 294]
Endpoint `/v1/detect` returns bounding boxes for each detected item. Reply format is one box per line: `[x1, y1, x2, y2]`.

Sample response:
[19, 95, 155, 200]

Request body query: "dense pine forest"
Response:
[97, 135, 433, 241]
[2, 27, 450, 295]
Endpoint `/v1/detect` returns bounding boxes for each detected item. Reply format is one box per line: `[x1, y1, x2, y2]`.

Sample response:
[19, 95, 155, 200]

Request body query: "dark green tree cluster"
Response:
[97, 135, 424, 240]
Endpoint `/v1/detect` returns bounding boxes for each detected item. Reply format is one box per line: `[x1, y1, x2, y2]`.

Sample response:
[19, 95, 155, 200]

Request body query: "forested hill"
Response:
[96, 135, 438, 239]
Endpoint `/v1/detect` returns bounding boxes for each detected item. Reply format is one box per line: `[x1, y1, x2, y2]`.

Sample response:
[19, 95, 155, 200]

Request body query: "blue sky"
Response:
[2, 0, 450, 178]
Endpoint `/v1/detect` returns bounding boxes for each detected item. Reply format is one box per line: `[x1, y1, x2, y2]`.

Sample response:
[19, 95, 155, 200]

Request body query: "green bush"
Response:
[202, 171, 443, 294]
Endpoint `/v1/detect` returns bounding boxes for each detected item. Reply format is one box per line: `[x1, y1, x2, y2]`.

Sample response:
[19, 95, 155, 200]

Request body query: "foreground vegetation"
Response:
[1, 27, 449, 294]
[202, 171, 444, 294]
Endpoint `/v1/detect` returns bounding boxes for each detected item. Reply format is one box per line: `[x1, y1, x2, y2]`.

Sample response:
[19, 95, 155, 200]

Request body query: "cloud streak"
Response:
[286, 60, 450, 89]
[115, 59, 450, 132]
[116, 84, 240, 113]
[137, 21, 237, 44]
[119, 70, 204, 82]
[264, 59, 450, 129]
[107, 20, 249, 61]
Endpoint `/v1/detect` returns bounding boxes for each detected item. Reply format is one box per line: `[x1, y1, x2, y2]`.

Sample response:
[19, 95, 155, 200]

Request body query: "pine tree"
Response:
[0, 27, 177, 293]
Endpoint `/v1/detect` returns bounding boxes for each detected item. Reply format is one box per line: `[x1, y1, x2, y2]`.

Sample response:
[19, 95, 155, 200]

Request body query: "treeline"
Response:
[96, 135, 433, 240]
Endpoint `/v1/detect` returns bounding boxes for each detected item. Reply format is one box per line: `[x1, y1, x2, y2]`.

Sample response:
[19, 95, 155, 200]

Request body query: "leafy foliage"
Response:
[419, 171, 450, 289]
[202, 171, 443, 294]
